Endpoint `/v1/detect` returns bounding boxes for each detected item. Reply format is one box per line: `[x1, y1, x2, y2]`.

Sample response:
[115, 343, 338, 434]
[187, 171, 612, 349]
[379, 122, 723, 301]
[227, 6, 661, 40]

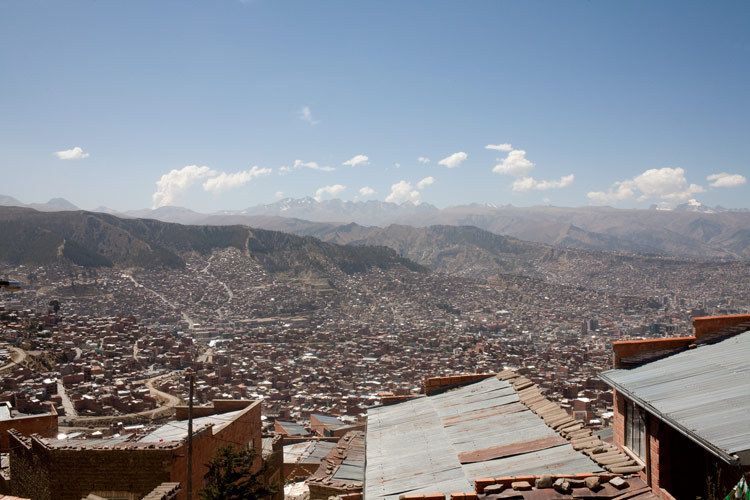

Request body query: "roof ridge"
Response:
[501, 370, 643, 475]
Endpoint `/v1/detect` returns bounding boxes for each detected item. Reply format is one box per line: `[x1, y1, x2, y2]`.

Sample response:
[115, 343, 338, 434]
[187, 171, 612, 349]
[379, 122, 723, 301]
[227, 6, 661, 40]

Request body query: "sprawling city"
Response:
[1, 1, 749, 499]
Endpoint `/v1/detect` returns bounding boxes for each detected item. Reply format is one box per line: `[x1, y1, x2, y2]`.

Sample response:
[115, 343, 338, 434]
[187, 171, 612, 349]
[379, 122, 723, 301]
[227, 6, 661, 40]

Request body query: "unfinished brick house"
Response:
[8, 399, 263, 500]
[601, 314, 750, 499]
[0, 401, 57, 452]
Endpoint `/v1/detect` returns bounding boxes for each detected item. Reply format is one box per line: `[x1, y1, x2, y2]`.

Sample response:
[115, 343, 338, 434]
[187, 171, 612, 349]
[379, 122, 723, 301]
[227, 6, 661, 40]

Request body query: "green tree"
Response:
[200, 445, 277, 500]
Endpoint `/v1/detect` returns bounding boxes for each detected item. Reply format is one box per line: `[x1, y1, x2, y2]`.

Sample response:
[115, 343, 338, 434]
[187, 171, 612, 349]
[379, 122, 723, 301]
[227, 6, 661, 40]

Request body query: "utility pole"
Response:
[187, 371, 195, 500]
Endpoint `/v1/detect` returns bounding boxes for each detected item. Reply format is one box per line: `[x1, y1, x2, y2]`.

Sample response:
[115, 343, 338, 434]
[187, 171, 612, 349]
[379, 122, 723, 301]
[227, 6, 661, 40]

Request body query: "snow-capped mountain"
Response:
[235, 197, 440, 225]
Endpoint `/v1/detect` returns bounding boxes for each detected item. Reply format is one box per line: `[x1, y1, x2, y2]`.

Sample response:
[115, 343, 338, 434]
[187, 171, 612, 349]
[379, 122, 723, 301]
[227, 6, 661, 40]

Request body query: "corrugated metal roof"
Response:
[462, 443, 600, 478]
[283, 440, 337, 464]
[308, 430, 365, 489]
[138, 408, 245, 443]
[312, 413, 346, 427]
[365, 377, 601, 499]
[601, 330, 750, 464]
[276, 421, 309, 436]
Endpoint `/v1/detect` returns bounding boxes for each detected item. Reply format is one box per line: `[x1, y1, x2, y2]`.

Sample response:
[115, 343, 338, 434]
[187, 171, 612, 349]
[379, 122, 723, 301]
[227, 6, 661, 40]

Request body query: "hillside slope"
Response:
[0, 207, 422, 274]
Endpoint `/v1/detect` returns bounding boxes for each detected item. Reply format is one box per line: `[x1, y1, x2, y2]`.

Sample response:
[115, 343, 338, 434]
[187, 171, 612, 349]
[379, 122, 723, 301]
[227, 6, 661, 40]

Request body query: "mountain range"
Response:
[0, 206, 420, 274]
[123, 198, 750, 259]
[2, 195, 750, 259]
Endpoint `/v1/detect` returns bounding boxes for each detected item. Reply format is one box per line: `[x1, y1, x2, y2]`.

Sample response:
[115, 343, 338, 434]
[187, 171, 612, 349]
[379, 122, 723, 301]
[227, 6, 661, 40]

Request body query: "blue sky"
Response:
[1, 0, 748, 211]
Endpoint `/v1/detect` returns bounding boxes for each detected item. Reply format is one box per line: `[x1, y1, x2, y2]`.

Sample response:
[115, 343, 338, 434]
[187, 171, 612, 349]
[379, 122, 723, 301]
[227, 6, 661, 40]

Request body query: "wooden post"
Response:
[187, 371, 195, 500]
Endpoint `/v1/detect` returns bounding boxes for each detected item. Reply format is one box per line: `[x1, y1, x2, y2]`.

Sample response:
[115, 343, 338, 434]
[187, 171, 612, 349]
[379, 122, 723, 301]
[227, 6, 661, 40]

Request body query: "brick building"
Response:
[601, 314, 750, 499]
[274, 420, 309, 437]
[8, 399, 263, 500]
[309, 413, 364, 438]
[0, 402, 57, 452]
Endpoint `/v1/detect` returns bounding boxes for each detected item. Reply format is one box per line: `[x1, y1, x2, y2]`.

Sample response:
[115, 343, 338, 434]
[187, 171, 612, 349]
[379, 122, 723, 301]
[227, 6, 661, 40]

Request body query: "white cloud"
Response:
[492, 149, 535, 176]
[358, 186, 376, 197]
[586, 180, 636, 204]
[490, 145, 574, 194]
[152, 165, 216, 208]
[299, 105, 319, 125]
[416, 176, 435, 190]
[342, 154, 369, 167]
[588, 167, 704, 205]
[292, 159, 335, 172]
[512, 174, 575, 192]
[385, 180, 421, 204]
[314, 184, 346, 201]
[707, 172, 747, 188]
[438, 151, 467, 168]
[632, 168, 703, 201]
[202, 166, 272, 194]
[417, 156, 430, 164]
[486, 143, 513, 152]
[275, 191, 285, 199]
[54, 146, 89, 160]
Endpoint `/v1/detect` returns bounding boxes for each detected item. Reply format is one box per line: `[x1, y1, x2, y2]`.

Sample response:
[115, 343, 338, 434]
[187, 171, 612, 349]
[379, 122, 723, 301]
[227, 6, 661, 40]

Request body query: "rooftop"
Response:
[601, 329, 750, 465]
[283, 440, 337, 465]
[138, 408, 246, 443]
[276, 420, 309, 436]
[311, 413, 348, 428]
[306, 430, 365, 493]
[365, 372, 641, 499]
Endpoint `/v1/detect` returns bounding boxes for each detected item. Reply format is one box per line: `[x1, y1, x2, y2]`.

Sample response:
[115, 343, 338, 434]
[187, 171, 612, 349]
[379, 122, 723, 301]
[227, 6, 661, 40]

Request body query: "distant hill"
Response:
[6, 194, 750, 258]
[0, 195, 80, 212]
[224, 199, 750, 259]
[0, 195, 25, 207]
[304, 223, 750, 295]
[0, 206, 422, 274]
[303, 224, 544, 277]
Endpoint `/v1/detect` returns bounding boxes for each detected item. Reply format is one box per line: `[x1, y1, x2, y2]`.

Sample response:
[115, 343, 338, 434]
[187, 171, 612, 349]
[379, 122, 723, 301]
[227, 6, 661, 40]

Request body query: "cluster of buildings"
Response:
[0, 246, 748, 499]
[0, 294, 747, 499]
[0, 308, 195, 423]
[2, 249, 749, 428]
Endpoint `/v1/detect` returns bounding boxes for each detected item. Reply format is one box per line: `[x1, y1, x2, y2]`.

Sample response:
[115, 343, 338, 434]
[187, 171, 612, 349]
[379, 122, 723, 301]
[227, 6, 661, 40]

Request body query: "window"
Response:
[624, 399, 647, 461]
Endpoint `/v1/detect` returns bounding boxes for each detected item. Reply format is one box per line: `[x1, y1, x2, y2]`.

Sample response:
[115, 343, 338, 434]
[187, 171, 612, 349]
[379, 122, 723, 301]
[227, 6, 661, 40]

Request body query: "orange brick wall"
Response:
[608, 314, 750, 499]
[612, 390, 625, 449]
[424, 374, 495, 395]
[0, 411, 58, 452]
[612, 314, 750, 368]
[693, 314, 750, 340]
[169, 400, 262, 500]
[612, 337, 694, 368]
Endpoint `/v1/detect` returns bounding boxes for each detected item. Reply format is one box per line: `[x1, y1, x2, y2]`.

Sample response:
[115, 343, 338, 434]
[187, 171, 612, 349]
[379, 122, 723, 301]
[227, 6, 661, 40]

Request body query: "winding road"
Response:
[60, 371, 184, 426]
[0, 347, 27, 373]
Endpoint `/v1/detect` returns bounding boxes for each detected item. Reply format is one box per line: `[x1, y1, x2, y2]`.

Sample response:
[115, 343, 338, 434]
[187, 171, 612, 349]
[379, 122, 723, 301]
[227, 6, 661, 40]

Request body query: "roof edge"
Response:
[599, 372, 741, 466]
